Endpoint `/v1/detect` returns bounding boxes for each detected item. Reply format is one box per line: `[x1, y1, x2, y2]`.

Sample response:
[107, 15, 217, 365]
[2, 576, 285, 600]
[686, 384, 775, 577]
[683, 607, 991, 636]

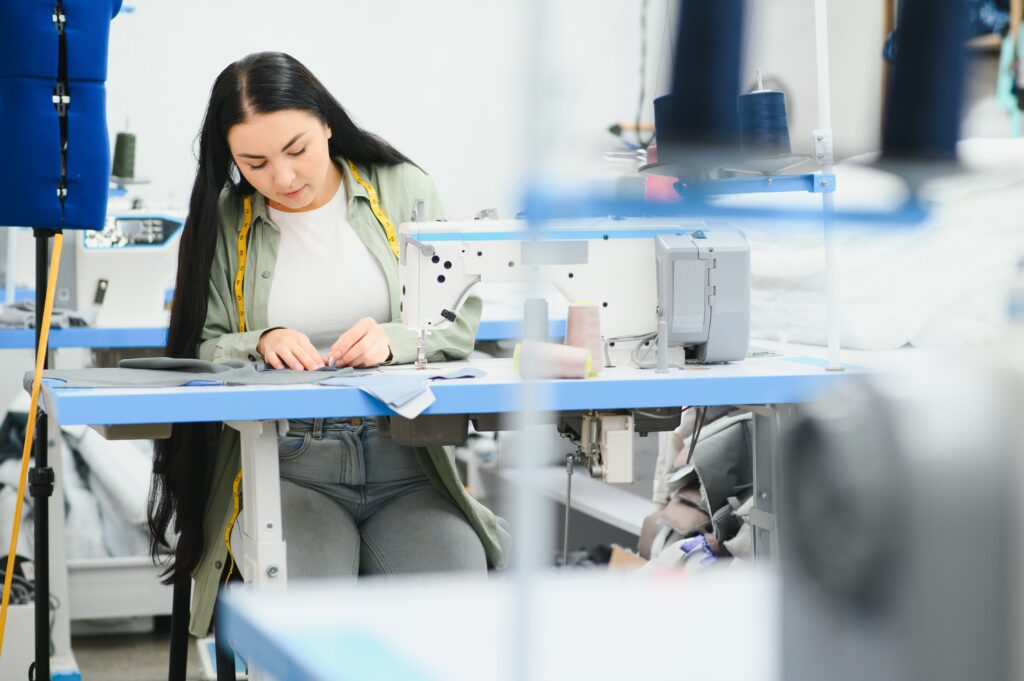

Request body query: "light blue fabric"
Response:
[318, 367, 488, 416]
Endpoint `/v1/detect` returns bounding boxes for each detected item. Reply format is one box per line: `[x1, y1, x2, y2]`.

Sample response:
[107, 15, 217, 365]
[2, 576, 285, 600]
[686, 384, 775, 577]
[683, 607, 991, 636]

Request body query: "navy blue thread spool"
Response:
[652, 94, 673, 148]
[738, 80, 791, 158]
[882, 0, 970, 162]
[661, 0, 746, 162]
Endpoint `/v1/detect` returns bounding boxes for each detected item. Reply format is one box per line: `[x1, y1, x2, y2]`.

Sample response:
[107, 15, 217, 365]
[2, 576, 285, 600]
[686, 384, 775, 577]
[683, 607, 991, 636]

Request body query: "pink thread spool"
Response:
[514, 340, 592, 380]
[564, 302, 604, 375]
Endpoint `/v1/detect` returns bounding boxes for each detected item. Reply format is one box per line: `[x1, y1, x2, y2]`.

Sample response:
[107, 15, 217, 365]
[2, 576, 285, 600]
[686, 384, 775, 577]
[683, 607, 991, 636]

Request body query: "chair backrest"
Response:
[0, 0, 122, 229]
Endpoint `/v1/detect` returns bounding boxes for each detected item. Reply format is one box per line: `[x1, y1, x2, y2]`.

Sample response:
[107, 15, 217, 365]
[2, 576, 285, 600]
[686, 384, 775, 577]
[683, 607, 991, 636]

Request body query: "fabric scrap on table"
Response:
[28, 360, 360, 390]
[317, 366, 488, 419]
[30, 359, 487, 419]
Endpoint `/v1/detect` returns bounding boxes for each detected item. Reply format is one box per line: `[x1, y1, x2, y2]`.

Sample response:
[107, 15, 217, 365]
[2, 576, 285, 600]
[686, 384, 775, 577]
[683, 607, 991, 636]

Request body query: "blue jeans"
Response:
[276, 417, 486, 578]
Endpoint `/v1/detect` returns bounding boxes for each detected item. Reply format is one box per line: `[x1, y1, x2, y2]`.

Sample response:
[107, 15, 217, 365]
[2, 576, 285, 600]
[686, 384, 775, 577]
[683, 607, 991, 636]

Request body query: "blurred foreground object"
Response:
[779, 338, 1023, 680]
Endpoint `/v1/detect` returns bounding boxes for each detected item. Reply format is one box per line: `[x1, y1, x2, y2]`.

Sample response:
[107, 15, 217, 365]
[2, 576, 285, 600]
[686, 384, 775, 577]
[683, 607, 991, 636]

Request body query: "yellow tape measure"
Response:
[234, 195, 253, 333]
[232, 163, 397, 331]
[347, 160, 400, 259]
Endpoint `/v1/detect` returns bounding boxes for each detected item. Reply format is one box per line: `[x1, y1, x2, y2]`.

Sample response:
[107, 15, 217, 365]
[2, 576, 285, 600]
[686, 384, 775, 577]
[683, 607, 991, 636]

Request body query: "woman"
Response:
[148, 51, 511, 637]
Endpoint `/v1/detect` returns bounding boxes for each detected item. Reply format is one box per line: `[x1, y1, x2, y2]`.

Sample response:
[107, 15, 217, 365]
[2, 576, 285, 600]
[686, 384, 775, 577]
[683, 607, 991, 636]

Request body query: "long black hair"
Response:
[148, 52, 412, 584]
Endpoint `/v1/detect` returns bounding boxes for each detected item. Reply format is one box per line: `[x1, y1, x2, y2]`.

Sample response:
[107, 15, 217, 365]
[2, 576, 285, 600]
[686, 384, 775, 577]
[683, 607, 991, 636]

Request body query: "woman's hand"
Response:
[329, 317, 392, 368]
[257, 328, 325, 371]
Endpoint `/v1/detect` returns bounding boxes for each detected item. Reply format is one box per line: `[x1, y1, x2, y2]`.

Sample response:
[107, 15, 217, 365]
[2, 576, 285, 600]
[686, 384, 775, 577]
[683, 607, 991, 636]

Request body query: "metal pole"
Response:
[562, 453, 575, 566]
[4, 229, 17, 305]
[813, 0, 844, 371]
[168, 576, 191, 681]
[31, 229, 55, 681]
[510, 1, 557, 678]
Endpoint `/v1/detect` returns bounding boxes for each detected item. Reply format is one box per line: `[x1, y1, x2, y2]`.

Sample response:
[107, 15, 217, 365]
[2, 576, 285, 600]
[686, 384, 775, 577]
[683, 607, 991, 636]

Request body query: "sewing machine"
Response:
[397, 216, 751, 485]
[54, 210, 183, 327]
[399, 217, 750, 369]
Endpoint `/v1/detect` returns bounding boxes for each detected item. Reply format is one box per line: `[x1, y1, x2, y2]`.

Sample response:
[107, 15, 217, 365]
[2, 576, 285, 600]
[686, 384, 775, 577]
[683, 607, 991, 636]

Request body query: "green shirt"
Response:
[188, 159, 511, 636]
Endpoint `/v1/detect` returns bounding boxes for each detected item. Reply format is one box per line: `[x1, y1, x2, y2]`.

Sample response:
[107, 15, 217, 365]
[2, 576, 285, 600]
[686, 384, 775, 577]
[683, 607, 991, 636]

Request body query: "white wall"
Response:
[744, 0, 886, 158]
[106, 0, 667, 219]
[105, 1, 888, 219]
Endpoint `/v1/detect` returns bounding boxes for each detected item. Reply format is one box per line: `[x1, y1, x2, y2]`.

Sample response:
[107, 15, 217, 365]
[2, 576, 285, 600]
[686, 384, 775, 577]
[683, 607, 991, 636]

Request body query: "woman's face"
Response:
[227, 109, 336, 211]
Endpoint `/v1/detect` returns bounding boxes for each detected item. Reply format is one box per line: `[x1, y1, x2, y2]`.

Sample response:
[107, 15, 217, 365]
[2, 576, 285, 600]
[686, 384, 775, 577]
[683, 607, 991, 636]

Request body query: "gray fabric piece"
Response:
[31, 361, 488, 419]
[29, 363, 361, 390]
[690, 416, 753, 541]
[692, 416, 753, 514]
[118, 357, 249, 373]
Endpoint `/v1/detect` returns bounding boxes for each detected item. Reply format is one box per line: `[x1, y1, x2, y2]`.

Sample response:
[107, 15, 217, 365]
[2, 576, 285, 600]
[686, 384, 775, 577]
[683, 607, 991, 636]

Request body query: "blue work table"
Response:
[39, 356, 853, 426]
[0, 326, 167, 349]
[35, 351, 863, 681]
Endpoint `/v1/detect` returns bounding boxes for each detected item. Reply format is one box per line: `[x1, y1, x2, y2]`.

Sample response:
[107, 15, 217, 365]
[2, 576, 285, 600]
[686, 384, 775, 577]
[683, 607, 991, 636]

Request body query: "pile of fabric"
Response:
[0, 392, 156, 564]
[639, 408, 755, 572]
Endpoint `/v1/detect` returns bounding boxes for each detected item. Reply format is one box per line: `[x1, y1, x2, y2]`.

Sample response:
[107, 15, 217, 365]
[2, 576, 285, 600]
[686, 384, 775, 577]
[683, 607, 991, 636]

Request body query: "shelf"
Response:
[497, 465, 653, 536]
[67, 556, 173, 620]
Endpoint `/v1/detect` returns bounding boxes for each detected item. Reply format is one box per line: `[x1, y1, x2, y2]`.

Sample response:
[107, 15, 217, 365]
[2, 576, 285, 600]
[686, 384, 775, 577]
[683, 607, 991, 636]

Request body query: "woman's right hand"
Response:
[256, 328, 325, 371]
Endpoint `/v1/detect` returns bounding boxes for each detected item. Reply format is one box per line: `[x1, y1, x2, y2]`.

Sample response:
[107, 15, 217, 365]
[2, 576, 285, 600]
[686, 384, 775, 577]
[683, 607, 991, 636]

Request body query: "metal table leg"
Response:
[749, 405, 794, 560]
[222, 420, 288, 681]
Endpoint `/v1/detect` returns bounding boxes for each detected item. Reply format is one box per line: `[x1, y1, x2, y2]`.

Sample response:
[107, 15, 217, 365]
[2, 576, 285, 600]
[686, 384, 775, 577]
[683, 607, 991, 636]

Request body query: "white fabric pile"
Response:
[0, 392, 153, 560]
[727, 138, 1024, 350]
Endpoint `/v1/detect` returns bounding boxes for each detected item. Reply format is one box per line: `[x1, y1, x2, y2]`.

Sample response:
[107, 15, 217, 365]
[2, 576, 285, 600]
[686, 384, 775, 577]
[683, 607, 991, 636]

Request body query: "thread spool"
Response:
[523, 298, 549, 342]
[652, 94, 673, 148]
[737, 72, 791, 157]
[112, 131, 136, 179]
[882, 0, 970, 162]
[564, 302, 604, 376]
[514, 340, 591, 380]
[663, 0, 746, 151]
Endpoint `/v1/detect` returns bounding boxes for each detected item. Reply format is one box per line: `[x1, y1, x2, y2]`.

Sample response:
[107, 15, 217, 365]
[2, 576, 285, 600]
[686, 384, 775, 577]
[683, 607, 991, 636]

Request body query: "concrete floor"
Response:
[73, 623, 205, 681]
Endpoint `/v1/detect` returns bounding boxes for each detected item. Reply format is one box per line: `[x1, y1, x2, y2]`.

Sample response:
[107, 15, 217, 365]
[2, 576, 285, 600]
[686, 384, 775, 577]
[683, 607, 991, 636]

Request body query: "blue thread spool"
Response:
[652, 94, 673, 146]
[738, 79, 791, 158]
[882, 0, 970, 162]
[662, 0, 745, 150]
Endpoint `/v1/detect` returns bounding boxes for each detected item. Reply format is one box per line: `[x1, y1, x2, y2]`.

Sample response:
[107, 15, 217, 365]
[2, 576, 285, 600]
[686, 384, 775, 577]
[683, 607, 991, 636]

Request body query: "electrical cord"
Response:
[686, 406, 708, 465]
[604, 330, 690, 370]
[635, 0, 657, 148]
[628, 331, 687, 370]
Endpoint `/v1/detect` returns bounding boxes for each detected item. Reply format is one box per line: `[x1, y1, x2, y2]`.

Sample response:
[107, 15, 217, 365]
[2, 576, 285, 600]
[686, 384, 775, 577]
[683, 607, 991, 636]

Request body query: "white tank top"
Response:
[266, 183, 391, 352]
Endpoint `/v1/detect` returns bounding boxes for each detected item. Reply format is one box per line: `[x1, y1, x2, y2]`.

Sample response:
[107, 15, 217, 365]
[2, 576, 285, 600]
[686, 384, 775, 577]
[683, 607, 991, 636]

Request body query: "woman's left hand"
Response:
[328, 317, 392, 368]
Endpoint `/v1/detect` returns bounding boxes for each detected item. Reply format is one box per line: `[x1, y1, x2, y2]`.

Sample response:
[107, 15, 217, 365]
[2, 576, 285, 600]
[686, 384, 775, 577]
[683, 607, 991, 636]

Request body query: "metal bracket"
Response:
[811, 173, 836, 193]
[28, 467, 55, 498]
[52, 83, 70, 116]
[813, 129, 834, 166]
[748, 507, 775, 531]
[52, 4, 66, 34]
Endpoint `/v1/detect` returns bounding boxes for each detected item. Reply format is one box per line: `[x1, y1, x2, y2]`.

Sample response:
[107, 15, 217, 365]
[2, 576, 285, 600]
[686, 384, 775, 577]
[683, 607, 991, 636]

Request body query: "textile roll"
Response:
[514, 340, 591, 380]
[564, 302, 604, 375]
[112, 131, 135, 179]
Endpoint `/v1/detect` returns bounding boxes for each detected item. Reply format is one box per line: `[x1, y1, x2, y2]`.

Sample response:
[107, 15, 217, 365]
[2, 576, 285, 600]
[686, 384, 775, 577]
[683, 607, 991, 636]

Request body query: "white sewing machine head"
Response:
[54, 211, 184, 327]
[398, 217, 750, 369]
